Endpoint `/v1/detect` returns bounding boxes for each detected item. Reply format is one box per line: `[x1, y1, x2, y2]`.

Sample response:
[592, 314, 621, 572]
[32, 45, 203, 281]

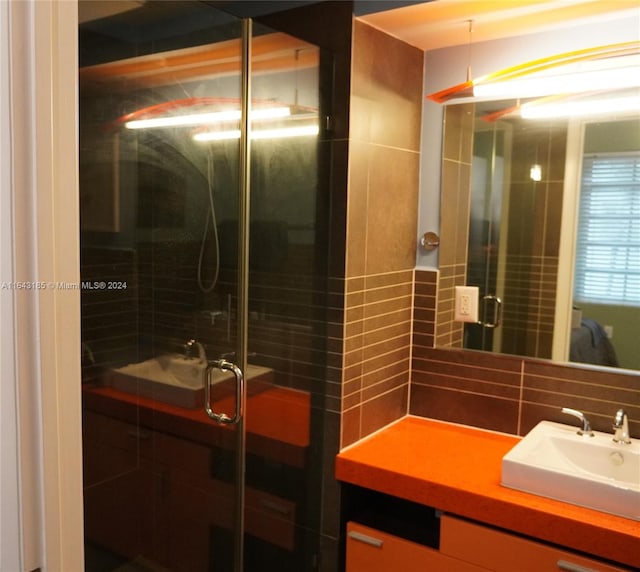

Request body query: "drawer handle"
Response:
[348, 530, 383, 548]
[260, 499, 290, 516]
[557, 560, 599, 572]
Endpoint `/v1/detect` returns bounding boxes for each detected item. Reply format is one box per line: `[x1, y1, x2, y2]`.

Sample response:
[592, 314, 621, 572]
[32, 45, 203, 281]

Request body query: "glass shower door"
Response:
[79, 3, 247, 570]
[79, 3, 325, 571]
[465, 121, 508, 351]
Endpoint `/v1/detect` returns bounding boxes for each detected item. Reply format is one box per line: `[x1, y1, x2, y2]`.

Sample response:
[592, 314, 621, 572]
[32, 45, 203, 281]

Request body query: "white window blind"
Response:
[574, 152, 640, 306]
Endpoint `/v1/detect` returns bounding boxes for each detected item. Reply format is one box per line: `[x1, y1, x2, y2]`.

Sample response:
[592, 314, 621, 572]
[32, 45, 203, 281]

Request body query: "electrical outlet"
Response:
[455, 286, 479, 323]
[604, 325, 613, 339]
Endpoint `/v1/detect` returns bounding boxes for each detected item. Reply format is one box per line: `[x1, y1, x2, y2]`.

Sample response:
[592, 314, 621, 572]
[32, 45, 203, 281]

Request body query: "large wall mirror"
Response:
[440, 99, 640, 371]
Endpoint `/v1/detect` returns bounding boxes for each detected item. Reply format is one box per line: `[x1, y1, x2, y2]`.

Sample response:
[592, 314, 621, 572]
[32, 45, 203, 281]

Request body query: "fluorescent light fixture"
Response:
[193, 124, 319, 142]
[427, 43, 640, 104]
[473, 66, 640, 99]
[125, 106, 290, 130]
[521, 95, 640, 119]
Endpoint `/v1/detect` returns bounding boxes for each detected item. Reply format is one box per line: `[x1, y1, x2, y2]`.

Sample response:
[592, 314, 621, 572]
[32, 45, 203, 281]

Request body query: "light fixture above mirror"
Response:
[426, 41, 640, 105]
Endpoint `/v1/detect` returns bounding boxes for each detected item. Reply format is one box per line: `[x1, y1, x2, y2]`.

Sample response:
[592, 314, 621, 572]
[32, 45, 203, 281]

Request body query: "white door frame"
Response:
[2, 1, 83, 569]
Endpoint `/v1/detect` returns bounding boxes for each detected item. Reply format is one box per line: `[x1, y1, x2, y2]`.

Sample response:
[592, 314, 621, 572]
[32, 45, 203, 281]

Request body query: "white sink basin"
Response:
[502, 421, 640, 520]
[115, 353, 208, 389]
[110, 354, 273, 409]
[110, 353, 209, 408]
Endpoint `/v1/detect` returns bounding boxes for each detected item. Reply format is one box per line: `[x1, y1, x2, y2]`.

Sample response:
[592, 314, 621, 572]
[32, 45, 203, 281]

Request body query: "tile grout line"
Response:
[517, 360, 525, 435]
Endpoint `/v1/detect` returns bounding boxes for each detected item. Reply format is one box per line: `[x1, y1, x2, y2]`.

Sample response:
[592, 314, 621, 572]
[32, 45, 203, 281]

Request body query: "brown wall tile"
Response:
[341, 405, 361, 449]
[338, 21, 423, 447]
[351, 20, 423, 151]
[346, 140, 370, 278]
[410, 383, 520, 434]
[365, 147, 420, 274]
[521, 360, 640, 436]
[411, 274, 640, 439]
[340, 269, 413, 447]
[361, 385, 409, 437]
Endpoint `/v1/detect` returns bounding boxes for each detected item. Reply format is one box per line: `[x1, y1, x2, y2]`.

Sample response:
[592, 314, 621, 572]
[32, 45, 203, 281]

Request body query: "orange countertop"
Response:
[83, 382, 310, 467]
[336, 416, 640, 569]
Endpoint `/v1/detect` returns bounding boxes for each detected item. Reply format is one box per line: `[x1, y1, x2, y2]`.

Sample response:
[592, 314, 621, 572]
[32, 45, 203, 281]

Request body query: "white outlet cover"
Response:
[454, 286, 479, 323]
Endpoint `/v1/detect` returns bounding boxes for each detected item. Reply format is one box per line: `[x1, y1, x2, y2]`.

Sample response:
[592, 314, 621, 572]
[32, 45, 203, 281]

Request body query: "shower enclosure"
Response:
[79, 2, 329, 570]
[464, 119, 510, 352]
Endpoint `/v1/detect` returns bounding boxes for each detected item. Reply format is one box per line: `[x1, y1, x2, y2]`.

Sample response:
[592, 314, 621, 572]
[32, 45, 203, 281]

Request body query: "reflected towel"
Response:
[581, 318, 606, 347]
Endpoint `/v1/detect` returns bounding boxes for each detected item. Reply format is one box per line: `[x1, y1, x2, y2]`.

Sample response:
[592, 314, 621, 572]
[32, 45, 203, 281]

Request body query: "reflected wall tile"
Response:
[455, 162, 471, 265]
[548, 125, 568, 181]
[545, 181, 564, 256]
[443, 105, 463, 161]
[439, 159, 460, 268]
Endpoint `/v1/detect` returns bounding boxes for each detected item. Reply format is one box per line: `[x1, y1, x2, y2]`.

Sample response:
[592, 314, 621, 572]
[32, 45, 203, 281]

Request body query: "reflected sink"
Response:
[109, 354, 272, 409]
[114, 353, 207, 385]
[501, 421, 640, 520]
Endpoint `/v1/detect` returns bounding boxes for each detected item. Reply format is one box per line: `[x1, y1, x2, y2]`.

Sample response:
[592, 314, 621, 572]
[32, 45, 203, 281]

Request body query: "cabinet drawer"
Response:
[83, 411, 139, 486]
[83, 410, 140, 452]
[83, 411, 213, 485]
[440, 515, 632, 572]
[245, 487, 296, 551]
[346, 522, 488, 572]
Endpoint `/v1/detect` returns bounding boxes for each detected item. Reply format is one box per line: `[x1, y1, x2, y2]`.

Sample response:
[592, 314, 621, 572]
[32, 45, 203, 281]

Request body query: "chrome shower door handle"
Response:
[204, 359, 244, 424]
[481, 294, 503, 328]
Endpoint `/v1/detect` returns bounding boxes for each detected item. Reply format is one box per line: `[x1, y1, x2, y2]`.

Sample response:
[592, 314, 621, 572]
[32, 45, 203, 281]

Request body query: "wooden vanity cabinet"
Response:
[346, 521, 489, 572]
[83, 410, 223, 569]
[346, 516, 633, 572]
[440, 515, 633, 572]
[342, 486, 633, 572]
[83, 409, 298, 571]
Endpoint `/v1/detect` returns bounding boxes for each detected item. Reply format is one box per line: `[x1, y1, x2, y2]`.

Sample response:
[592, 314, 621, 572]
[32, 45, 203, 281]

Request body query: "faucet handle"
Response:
[184, 339, 207, 362]
[561, 407, 594, 437]
[613, 408, 631, 444]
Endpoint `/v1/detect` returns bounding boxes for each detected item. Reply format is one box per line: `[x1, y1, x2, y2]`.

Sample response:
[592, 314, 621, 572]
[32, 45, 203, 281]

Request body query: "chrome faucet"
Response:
[561, 407, 594, 437]
[184, 339, 207, 362]
[613, 408, 632, 444]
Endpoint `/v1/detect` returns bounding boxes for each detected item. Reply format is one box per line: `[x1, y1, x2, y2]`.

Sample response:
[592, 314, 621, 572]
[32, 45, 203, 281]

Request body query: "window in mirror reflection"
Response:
[571, 118, 640, 370]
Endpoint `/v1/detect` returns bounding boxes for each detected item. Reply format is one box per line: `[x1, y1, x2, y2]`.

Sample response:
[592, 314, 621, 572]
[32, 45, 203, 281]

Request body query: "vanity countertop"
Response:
[83, 381, 310, 467]
[335, 416, 640, 569]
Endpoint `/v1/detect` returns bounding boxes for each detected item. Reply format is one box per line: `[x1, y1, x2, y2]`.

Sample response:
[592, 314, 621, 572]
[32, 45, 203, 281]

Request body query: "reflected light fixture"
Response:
[125, 106, 291, 130]
[520, 93, 640, 119]
[118, 98, 320, 141]
[193, 124, 319, 142]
